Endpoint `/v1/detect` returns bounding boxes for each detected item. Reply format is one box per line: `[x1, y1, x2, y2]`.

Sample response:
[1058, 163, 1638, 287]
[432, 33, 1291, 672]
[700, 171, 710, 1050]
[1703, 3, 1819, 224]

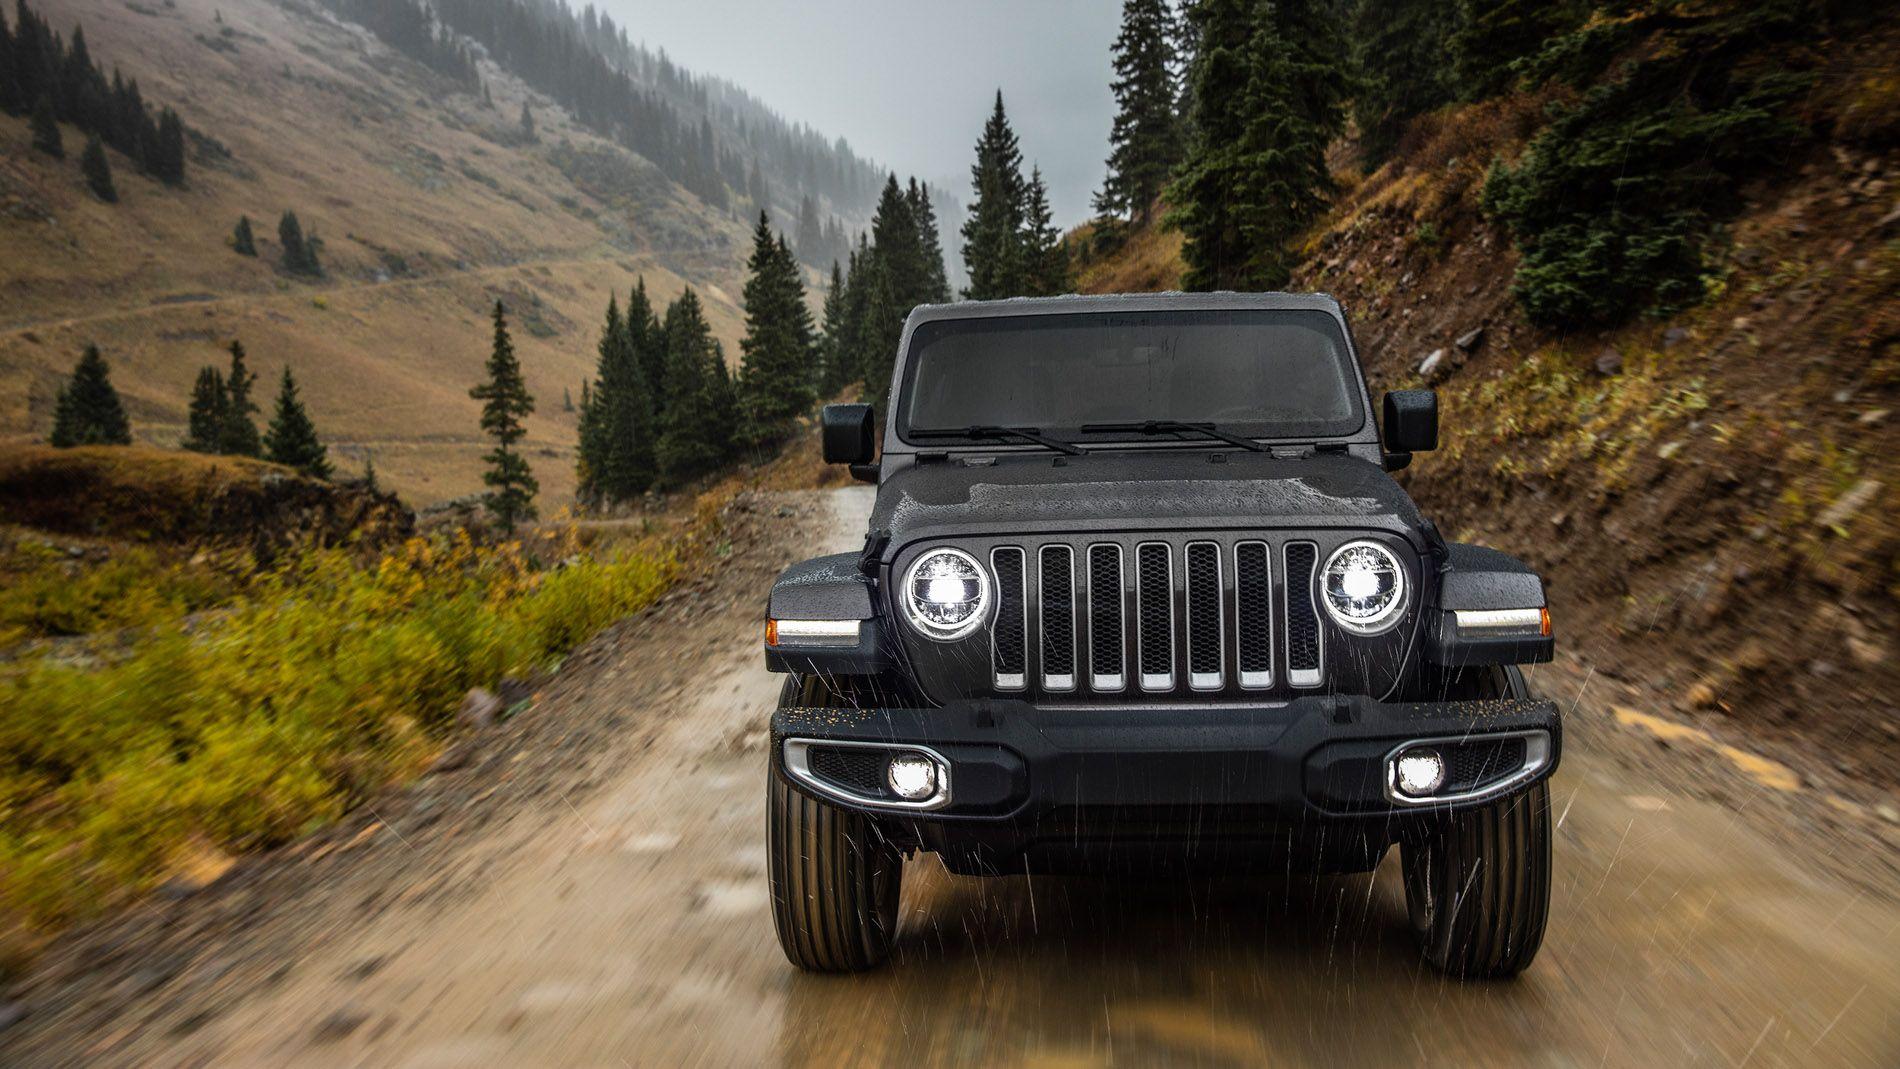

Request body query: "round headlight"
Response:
[901, 547, 989, 640]
[1320, 540, 1407, 635]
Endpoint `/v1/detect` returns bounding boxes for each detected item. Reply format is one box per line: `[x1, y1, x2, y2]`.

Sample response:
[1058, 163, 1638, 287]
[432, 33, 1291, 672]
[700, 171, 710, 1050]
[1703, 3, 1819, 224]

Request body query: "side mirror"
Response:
[1383, 390, 1438, 470]
[821, 403, 876, 466]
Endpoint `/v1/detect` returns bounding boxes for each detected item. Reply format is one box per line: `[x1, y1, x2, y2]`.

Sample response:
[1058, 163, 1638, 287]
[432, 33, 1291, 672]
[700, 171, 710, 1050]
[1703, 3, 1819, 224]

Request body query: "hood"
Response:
[870, 451, 1425, 551]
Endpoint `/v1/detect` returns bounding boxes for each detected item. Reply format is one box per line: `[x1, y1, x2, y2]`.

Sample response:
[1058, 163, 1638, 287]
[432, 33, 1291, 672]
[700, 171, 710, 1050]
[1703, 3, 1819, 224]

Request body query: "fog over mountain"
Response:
[595, 0, 1122, 228]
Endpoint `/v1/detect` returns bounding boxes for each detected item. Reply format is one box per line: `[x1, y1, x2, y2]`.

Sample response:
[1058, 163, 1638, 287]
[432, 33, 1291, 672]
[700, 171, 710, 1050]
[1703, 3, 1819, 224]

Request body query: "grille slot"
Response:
[1444, 737, 1528, 792]
[806, 747, 888, 797]
[1039, 545, 1077, 691]
[991, 547, 1026, 690]
[1136, 542, 1174, 690]
[1234, 541, 1273, 688]
[1087, 544, 1125, 691]
[1186, 542, 1223, 689]
[1284, 541, 1323, 687]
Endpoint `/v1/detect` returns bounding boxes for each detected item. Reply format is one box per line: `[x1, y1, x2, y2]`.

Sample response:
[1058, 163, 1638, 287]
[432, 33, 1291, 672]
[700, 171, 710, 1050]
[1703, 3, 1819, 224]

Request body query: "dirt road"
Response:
[6, 488, 1897, 1067]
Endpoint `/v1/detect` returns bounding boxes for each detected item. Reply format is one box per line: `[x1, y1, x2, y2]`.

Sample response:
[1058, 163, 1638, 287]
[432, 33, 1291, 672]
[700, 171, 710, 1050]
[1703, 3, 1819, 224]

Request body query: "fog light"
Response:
[1395, 749, 1447, 797]
[886, 752, 939, 801]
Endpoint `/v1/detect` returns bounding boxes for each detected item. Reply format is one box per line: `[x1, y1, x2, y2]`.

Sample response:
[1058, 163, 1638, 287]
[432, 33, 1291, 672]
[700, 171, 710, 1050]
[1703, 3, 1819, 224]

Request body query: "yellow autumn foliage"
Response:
[0, 525, 681, 950]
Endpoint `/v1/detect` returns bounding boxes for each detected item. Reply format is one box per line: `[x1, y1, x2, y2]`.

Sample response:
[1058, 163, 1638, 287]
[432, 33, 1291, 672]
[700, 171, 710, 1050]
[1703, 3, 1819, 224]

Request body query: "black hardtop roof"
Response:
[881, 289, 1379, 455]
[902, 291, 1348, 325]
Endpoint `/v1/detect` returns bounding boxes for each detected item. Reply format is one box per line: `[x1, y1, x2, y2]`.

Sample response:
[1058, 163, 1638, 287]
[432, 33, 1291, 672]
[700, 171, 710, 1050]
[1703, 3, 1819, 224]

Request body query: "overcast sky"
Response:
[595, 1, 1123, 228]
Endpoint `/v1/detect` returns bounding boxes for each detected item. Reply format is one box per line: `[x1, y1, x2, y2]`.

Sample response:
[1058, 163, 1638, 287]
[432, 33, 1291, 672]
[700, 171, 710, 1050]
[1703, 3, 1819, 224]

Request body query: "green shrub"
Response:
[0, 546, 248, 647]
[1480, 1, 1816, 327]
[0, 528, 682, 938]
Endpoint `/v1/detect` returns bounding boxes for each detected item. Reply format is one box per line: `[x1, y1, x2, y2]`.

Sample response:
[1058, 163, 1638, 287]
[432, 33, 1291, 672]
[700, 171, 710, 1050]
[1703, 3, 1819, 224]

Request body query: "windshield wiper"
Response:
[909, 424, 1085, 456]
[1079, 420, 1265, 452]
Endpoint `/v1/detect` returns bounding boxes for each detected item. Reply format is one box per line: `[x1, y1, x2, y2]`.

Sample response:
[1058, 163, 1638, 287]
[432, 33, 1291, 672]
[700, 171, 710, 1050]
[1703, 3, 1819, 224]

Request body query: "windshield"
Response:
[898, 309, 1364, 444]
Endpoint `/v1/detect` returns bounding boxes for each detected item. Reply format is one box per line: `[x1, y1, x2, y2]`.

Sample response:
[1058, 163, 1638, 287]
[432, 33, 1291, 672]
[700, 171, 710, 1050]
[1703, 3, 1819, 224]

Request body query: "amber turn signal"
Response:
[1540, 607, 1552, 637]
[765, 619, 778, 646]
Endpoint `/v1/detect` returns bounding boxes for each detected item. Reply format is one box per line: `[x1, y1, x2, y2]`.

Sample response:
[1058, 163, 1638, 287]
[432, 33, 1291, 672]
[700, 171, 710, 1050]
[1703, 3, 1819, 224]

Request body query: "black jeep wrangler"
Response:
[763, 293, 1558, 978]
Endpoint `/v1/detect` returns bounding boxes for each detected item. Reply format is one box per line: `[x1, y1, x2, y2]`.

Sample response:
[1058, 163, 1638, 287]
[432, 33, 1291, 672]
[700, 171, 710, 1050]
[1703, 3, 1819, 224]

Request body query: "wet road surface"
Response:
[14, 487, 1898, 1067]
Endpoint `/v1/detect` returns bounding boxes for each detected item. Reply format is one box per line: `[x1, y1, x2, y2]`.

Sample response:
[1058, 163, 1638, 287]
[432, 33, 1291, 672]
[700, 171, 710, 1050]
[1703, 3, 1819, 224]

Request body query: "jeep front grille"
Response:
[990, 536, 1345, 697]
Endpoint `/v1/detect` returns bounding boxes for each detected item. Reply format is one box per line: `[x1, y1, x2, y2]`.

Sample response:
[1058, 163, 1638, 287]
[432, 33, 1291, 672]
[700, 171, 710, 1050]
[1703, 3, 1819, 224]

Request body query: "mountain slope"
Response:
[0, 0, 774, 505]
[1072, 28, 1900, 804]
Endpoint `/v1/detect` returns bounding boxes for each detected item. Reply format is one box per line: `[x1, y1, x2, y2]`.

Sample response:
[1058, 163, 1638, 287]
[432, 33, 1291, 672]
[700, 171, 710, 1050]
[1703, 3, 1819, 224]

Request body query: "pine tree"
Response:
[817, 260, 848, 396]
[49, 345, 132, 447]
[152, 106, 185, 185]
[183, 365, 226, 453]
[263, 367, 332, 478]
[838, 235, 875, 395]
[576, 375, 605, 502]
[63, 25, 93, 120]
[80, 134, 116, 202]
[1451, 0, 1585, 102]
[232, 215, 257, 256]
[747, 158, 769, 213]
[961, 92, 1028, 299]
[0, 6, 19, 116]
[1172, 2, 1205, 139]
[870, 175, 926, 309]
[278, 210, 320, 276]
[736, 213, 817, 452]
[31, 94, 62, 158]
[627, 277, 666, 412]
[1350, 0, 1458, 164]
[1168, 0, 1348, 291]
[859, 257, 905, 403]
[906, 180, 952, 305]
[1022, 167, 1069, 296]
[470, 301, 538, 532]
[1098, 0, 1183, 225]
[654, 288, 731, 487]
[519, 101, 537, 142]
[1479, 2, 1811, 327]
[217, 340, 262, 457]
[577, 295, 656, 504]
[795, 194, 823, 266]
[707, 339, 738, 448]
[824, 215, 847, 267]
[563, 385, 574, 412]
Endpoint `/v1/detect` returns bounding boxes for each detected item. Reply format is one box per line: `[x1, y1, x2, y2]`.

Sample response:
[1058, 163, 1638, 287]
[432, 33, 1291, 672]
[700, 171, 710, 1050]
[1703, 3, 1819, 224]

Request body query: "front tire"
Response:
[1400, 664, 1551, 978]
[1401, 781, 1552, 979]
[767, 677, 902, 972]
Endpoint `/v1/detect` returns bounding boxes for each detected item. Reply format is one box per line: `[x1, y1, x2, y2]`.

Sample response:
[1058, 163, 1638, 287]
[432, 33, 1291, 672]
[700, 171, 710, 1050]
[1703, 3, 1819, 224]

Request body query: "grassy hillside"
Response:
[0, 0, 758, 506]
[1073, 30, 1900, 795]
[0, 439, 747, 968]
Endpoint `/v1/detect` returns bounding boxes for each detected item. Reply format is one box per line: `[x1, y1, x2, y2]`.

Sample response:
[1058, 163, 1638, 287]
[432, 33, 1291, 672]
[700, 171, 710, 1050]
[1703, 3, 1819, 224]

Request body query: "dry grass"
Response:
[1070, 220, 1186, 295]
[1, 445, 287, 533]
[0, 0, 754, 508]
[0, 444, 412, 566]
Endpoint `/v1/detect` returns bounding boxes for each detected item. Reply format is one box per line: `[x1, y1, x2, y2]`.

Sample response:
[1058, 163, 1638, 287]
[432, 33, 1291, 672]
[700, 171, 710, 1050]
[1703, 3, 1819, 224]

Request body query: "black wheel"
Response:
[1401, 781, 1551, 978]
[1400, 665, 1552, 979]
[767, 676, 902, 972]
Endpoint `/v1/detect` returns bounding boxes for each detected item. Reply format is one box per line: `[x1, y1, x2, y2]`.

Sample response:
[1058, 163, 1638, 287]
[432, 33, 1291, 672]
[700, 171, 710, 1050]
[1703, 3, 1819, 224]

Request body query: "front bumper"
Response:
[771, 695, 1560, 871]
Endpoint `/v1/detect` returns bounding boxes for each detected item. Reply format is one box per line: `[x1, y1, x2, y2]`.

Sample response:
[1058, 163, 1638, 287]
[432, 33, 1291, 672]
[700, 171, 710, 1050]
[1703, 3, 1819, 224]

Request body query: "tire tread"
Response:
[766, 678, 900, 973]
